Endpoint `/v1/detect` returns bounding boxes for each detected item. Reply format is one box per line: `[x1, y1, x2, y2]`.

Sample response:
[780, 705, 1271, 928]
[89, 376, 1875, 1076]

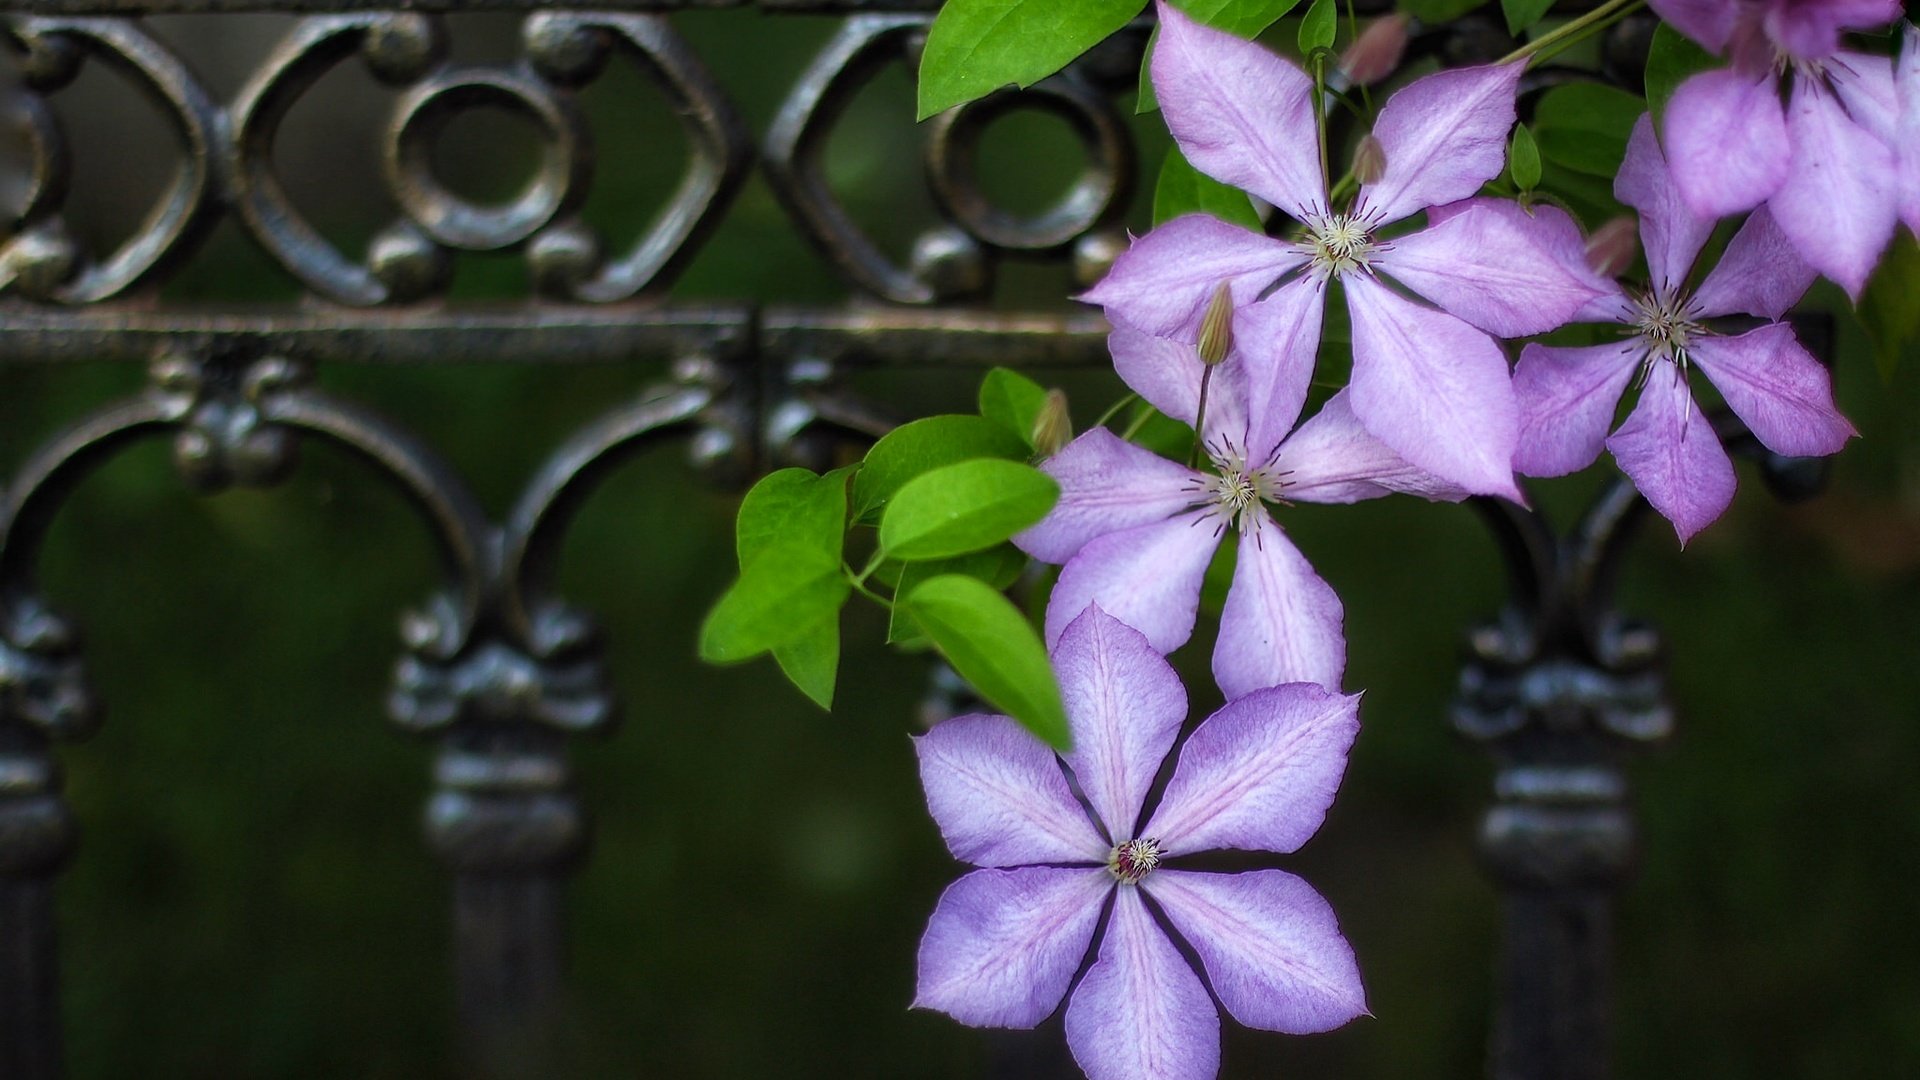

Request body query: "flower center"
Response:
[1186, 437, 1288, 535]
[1630, 288, 1704, 377]
[1305, 213, 1378, 278]
[1108, 838, 1162, 884]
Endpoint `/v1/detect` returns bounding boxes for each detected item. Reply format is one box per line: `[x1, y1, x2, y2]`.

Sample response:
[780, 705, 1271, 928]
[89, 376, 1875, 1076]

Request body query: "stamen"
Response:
[1630, 286, 1706, 388]
[1303, 211, 1379, 279]
[1108, 838, 1162, 884]
[1183, 438, 1289, 535]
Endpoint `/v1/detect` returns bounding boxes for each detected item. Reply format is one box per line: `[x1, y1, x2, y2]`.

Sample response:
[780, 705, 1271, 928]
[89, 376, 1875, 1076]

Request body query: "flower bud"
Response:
[1584, 215, 1639, 279]
[1030, 388, 1073, 458]
[1351, 135, 1387, 187]
[1338, 13, 1410, 88]
[1196, 282, 1234, 367]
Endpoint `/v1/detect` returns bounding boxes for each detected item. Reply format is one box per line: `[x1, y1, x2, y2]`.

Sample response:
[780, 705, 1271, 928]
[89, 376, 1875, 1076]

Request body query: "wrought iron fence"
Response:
[0, 0, 1837, 1077]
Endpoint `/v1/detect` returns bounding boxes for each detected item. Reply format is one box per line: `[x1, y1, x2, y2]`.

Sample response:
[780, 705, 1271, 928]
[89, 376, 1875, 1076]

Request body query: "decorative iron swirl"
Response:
[0, 16, 220, 303]
[0, 7, 1148, 306]
[4, 11, 752, 306]
[0, 350, 493, 749]
[764, 13, 1138, 304]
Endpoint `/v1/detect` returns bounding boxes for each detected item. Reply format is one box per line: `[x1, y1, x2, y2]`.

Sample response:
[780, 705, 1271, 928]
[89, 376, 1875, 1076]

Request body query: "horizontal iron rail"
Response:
[0, 304, 1114, 367]
[0, 0, 1446, 14]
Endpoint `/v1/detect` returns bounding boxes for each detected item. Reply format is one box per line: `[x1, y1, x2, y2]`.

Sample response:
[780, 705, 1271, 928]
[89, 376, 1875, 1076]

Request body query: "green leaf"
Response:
[977, 367, 1050, 446]
[1538, 160, 1625, 225]
[1508, 124, 1541, 192]
[879, 459, 1060, 561]
[1138, 0, 1303, 112]
[1501, 0, 1555, 34]
[904, 575, 1069, 749]
[917, 0, 1145, 120]
[887, 544, 1030, 644]
[1171, 0, 1304, 35]
[736, 467, 849, 566]
[699, 542, 851, 664]
[1533, 82, 1644, 178]
[1297, 0, 1336, 54]
[1398, 0, 1488, 20]
[852, 415, 1030, 523]
[774, 614, 840, 710]
[1153, 146, 1263, 229]
[1645, 22, 1717, 124]
[725, 467, 852, 703]
[1137, 25, 1164, 113]
[1860, 232, 1920, 381]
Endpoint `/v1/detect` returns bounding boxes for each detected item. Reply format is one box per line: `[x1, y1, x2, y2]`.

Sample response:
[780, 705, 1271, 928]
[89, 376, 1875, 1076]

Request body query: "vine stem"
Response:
[849, 549, 886, 587]
[847, 573, 893, 610]
[1188, 367, 1215, 469]
[1119, 404, 1162, 442]
[1313, 52, 1332, 204]
[1091, 392, 1140, 432]
[1497, 0, 1644, 67]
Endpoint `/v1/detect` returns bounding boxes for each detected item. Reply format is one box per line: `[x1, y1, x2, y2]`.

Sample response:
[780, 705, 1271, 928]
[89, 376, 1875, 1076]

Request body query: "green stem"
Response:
[847, 574, 894, 611]
[849, 549, 886, 587]
[1497, 0, 1644, 67]
[1091, 392, 1140, 432]
[1119, 404, 1162, 442]
[1526, 0, 1646, 67]
[1328, 168, 1357, 207]
[1313, 54, 1332, 207]
[1188, 366, 1215, 469]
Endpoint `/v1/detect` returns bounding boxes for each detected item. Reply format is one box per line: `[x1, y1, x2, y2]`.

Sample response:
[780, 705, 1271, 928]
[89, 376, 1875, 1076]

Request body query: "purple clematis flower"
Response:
[1652, 0, 1904, 297]
[912, 605, 1367, 1080]
[1083, 2, 1611, 498]
[1512, 116, 1857, 543]
[1901, 22, 1920, 236]
[1014, 317, 1465, 698]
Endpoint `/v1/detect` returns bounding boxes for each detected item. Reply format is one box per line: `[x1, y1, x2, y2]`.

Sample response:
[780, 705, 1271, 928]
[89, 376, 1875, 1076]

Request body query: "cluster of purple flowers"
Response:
[910, 3, 1905, 1076]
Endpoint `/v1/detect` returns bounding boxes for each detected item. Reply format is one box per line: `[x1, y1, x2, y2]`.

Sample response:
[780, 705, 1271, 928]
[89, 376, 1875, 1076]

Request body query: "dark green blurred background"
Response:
[3, 10, 1918, 1078]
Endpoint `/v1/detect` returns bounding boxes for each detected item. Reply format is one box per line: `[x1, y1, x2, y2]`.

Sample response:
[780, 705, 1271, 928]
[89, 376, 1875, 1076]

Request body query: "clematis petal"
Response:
[1357, 63, 1523, 225]
[1646, 0, 1738, 52]
[913, 866, 1110, 1027]
[1082, 215, 1304, 340]
[1765, 0, 1901, 62]
[1149, 869, 1368, 1034]
[1690, 324, 1857, 457]
[1607, 365, 1736, 544]
[1044, 512, 1222, 655]
[1110, 324, 1250, 447]
[1213, 514, 1346, 697]
[1373, 198, 1613, 337]
[1270, 389, 1473, 503]
[1828, 52, 1898, 143]
[1238, 277, 1327, 467]
[1016, 426, 1200, 565]
[1143, 683, 1361, 855]
[1771, 76, 1899, 299]
[914, 713, 1109, 866]
[1345, 274, 1523, 501]
[1899, 24, 1919, 234]
[1512, 342, 1639, 478]
[1615, 115, 1715, 294]
[1053, 605, 1189, 842]
[1151, 1, 1325, 222]
[1690, 205, 1816, 319]
[1664, 68, 1790, 218]
[1064, 886, 1220, 1080]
